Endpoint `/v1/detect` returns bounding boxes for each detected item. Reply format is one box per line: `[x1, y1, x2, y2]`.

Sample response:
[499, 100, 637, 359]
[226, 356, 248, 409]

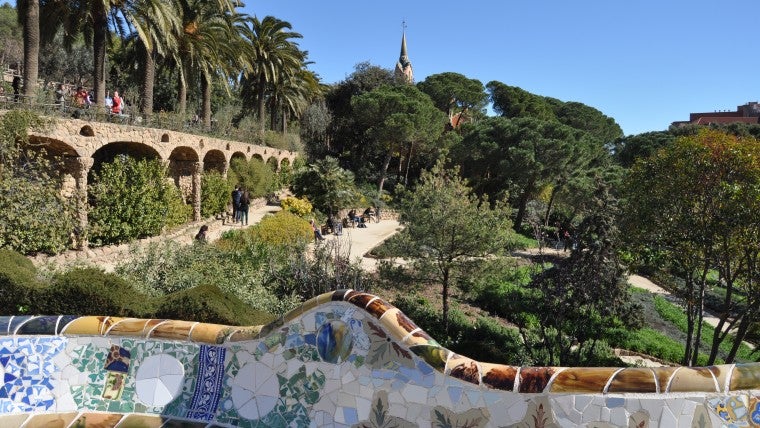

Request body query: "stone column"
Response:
[192, 161, 203, 221]
[66, 156, 94, 250]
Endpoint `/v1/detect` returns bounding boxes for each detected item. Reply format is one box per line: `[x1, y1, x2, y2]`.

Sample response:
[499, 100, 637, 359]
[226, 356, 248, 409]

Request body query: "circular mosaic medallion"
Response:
[231, 362, 279, 420]
[317, 320, 353, 363]
[134, 354, 184, 407]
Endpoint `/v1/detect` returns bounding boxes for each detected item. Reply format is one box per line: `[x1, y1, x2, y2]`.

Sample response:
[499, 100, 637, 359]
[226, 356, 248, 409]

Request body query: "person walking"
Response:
[310, 219, 325, 242]
[111, 90, 122, 115]
[231, 185, 241, 223]
[238, 188, 250, 226]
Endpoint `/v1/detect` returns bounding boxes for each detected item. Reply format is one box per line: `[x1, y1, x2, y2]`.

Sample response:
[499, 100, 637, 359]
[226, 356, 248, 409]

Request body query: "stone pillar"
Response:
[66, 156, 94, 250]
[192, 161, 203, 221]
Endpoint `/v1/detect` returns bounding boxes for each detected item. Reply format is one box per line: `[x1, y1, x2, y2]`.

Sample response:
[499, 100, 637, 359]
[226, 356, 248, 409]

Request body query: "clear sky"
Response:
[241, 0, 760, 136]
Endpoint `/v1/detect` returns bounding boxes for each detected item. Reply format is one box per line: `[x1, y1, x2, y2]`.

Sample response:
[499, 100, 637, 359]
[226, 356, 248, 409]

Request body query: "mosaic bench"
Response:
[0, 289, 758, 427]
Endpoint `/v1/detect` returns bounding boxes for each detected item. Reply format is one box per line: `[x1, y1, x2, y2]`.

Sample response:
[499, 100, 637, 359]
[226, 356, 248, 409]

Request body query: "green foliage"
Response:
[417, 72, 487, 117]
[115, 241, 300, 316]
[201, 171, 230, 218]
[43, 268, 142, 317]
[392, 158, 516, 333]
[0, 110, 74, 255]
[393, 294, 530, 365]
[248, 211, 312, 248]
[0, 248, 43, 315]
[163, 183, 192, 229]
[89, 156, 181, 245]
[291, 156, 360, 215]
[280, 196, 313, 217]
[227, 157, 277, 198]
[155, 284, 275, 326]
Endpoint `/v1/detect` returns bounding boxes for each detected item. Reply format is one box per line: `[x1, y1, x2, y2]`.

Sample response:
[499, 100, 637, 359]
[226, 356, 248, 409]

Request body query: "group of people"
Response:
[52, 84, 124, 116]
[231, 185, 251, 226]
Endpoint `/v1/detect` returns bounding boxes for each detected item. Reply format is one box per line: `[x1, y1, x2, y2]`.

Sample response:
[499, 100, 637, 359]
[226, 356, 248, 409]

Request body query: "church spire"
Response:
[394, 21, 413, 84]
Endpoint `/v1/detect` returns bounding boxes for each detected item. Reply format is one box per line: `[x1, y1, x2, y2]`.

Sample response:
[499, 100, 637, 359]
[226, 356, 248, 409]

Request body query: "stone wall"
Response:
[0, 290, 758, 427]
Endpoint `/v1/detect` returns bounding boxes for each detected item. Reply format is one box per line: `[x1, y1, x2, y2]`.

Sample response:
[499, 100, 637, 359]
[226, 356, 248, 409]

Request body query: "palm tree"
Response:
[269, 68, 322, 134]
[239, 16, 303, 135]
[123, 0, 180, 117]
[17, 0, 39, 103]
[170, 0, 242, 127]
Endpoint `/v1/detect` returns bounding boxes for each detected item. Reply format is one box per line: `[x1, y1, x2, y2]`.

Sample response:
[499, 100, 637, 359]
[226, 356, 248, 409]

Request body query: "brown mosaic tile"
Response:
[226, 326, 263, 342]
[548, 367, 615, 393]
[729, 363, 760, 391]
[0, 414, 28, 427]
[394, 310, 419, 335]
[25, 412, 78, 427]
[150, 320, 196, 341]
[377, 308, 409, 341]
[105, 318, 152, 337]
[189, 322, 234, 344]
[71, 412, 123, 427]
[651, 366, 680, 393]
[62, 316, 110, 335]
[117, 414, 164, 427]
[448, 356, 481, 386]
[607, 368, 657, 393]
[346, 292, 374, 308]
[402, 328, 435, 347]
[480, 363, 518, 391]
[365, 297, 393, 319]
[331, 289, 352, 301]
[708, 365, 730, 393]
[667, 367, 719, 392]
[518, 367, 557, 393]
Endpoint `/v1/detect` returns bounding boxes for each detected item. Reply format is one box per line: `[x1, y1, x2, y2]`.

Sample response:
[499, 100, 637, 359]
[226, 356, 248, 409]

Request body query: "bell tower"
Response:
[394, 22, 413, 84]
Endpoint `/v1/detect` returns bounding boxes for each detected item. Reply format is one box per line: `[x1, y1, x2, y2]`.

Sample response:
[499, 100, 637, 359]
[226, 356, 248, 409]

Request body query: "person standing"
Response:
[231, 185, 241, 223]
[238, 188, 250, 226]
[12, 76, 21, 102]
[54, 83, 65, 108]
[111, 90, 122, 115]
[310, 219, 325, 242]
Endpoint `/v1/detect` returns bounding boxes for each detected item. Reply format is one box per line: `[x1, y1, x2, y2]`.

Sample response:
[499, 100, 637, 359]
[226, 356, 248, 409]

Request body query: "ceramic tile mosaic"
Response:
[0, 290, 759, 427]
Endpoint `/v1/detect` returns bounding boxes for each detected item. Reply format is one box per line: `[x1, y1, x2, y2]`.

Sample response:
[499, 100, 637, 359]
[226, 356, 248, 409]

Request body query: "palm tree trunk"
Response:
[139, 44, 155, 118]
[177, 61, 187, 115]
[21, 0, 39, 104]
[92, 2, 108, 109]
[201, 72, 211, 129]
[257, 76, 267, 135]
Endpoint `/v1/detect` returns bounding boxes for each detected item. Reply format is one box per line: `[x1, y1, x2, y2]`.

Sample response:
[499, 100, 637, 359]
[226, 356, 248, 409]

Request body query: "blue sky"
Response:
[242, 0, 760, 136]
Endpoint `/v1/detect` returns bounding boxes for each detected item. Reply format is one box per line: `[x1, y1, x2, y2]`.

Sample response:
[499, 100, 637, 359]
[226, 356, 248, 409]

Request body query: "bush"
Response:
[201, 171, 230, 218]
[250, 211, 312, 248]
[155, 284, 275, 325]
[163, 183, 192, 229]
[227, 157, 277, 198]
[43, 268, 143, 316]
[89, 157, 180, 245]
[0, 249, 43, 315]
[280, 196, 312, 217]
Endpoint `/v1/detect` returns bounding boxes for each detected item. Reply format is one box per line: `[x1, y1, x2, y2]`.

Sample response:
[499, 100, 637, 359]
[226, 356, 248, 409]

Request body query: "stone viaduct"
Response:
[26, 117, 298, 248]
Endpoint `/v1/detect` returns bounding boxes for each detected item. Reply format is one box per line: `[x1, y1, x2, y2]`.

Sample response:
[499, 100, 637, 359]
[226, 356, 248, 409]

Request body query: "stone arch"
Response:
[251, 154, 264, 163]
[79, 125, 95, 137]
[168, 147, 201, 203]
[203, 150, 226, 174]
[91, 141, 161, 177]
[266, 156, 279, 171]
[161, 133, 170, 143]
[280, 158, 290, 168]
[26, 137, 81, 197]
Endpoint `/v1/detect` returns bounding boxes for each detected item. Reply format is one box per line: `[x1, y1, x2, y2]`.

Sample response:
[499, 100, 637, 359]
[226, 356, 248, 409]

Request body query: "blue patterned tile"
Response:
[0, 317, 12, 336]
[55, 316, 79, 335]
[7, 317, 33, 335]
[186, 345, 226, 421]
[16, 317, 58, 335]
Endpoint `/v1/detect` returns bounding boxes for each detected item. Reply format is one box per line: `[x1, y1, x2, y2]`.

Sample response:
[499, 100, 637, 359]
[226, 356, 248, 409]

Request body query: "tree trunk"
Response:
[282, 108, 288, 134]
[256, 76, 267, 136]
[378, 146, 394, 196]
[726, 311, 756, 363]
[139, 44, 155, 118]
[690, 282, 705, 366]
[544, 186, 558, 227]
[514, 190, 531, 231]
[442, 267, 450, 335]
[92, 2, 108, 110]
[177, 62, 187, 115]
[404, 142, 414, 186]
[21, 0, 39, 104]
[201, 72, 211, 129]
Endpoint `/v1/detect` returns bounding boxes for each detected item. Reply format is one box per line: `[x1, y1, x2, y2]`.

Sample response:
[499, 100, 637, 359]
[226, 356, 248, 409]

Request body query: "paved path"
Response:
[312, 220, 403, 271]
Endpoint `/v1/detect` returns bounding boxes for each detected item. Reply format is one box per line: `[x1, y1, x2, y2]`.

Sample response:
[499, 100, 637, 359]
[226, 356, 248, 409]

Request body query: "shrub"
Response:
[280, 196, 312, 217]
[0, 249, 43, 315]
[227, 157, 277, 198]
[201, 171, 230, 218]
[250, 211, 312, 248]
[43, 268, 143, 317]
[89, 157, 180, 245]
[154, 284, 276, 325]
[163, 183, 192, 229]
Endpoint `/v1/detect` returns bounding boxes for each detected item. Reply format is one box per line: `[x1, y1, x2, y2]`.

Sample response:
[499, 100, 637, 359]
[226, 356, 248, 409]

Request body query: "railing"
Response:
[0, 94, 264, 146]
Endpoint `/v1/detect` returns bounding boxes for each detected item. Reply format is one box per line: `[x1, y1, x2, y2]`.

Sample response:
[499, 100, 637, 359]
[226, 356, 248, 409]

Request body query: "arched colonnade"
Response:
[27, 118, 297, 249]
